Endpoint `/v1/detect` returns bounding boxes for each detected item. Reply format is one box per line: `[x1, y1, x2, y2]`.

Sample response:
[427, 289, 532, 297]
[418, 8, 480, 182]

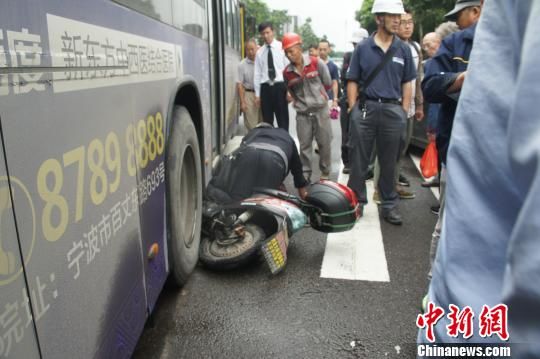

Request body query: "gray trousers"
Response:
[296, 107, 332, 179]
[347, 101, 406, 210]
[373, 115, 414, 186]
[428, 166, 446, 280]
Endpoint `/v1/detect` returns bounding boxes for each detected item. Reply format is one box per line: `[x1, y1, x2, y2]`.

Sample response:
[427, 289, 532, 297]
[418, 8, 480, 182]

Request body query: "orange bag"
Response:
[420, 140, 439, 178]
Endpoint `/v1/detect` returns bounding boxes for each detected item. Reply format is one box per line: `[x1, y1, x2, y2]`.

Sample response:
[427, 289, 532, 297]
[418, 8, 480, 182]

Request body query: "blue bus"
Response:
[0, 0, 243, 357]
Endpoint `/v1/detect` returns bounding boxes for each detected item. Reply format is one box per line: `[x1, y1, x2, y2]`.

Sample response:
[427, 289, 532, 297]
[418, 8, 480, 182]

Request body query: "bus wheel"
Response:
[166, 106, 202, 286]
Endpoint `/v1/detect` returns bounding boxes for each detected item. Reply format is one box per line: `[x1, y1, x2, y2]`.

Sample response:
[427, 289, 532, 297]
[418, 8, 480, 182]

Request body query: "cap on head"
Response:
[444, 0, 481, 21]
[282, 32, 303, 51]
[371, 0, 405, 14]
[351, 28, 369, 43]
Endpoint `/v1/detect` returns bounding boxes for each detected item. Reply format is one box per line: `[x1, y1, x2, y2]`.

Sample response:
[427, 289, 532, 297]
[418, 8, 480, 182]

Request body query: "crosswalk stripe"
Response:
[320, 164, 390, 282]
[409, 154, 440, 201]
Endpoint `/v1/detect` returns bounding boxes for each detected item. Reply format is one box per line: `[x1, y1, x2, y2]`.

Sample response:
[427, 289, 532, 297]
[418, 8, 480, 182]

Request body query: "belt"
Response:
[262, 81, 283, 87]
[366, 98, 401, 105]
[244, 88, 254, 92]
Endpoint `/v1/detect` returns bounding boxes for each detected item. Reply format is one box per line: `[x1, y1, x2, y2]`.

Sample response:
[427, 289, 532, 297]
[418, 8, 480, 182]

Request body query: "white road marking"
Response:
[409, 154, 440, 201]
[320, 164, 390, 282]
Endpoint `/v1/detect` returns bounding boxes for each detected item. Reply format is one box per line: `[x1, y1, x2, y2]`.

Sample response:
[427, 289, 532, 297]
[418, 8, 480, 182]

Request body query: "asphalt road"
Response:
[134, 107, 439, 358]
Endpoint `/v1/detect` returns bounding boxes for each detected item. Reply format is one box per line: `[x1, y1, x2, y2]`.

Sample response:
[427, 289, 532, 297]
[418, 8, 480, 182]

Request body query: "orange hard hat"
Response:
[282, 32, 302, 51]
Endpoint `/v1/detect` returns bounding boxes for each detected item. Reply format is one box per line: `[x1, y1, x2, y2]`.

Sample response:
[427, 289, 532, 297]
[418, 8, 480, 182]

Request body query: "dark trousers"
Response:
[339, 98, 350, 166]
[260, 82, 289, 131]
[347, 100, 405, 211]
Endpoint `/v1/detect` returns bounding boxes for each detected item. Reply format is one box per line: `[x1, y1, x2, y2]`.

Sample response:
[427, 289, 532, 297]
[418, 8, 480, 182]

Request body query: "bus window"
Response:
[172, 0, 208, 40]
[233, 0, 240, 51]
[113, 0, 173, 24]
[226, 0, 233, 47]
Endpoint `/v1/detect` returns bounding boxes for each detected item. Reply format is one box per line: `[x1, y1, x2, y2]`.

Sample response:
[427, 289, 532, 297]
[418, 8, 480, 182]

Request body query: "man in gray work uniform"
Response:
[346, 0, 416, 225]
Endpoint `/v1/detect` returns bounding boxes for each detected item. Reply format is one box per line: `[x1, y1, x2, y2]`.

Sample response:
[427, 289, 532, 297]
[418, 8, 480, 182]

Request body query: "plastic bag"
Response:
[420, 140, 438, 178]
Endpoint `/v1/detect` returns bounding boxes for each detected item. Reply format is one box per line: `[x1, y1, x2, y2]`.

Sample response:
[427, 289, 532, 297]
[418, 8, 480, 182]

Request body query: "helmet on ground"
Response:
[351, 28, 369, 43]
[371, 0, 405, 14]
[282, 32, 302, 51]
[305, 180, 361, 233]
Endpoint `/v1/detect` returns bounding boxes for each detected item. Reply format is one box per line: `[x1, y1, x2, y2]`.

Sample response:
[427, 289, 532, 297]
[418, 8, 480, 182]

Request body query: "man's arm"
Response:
[415, 47, 424, 120]
[289, 142, 309, 190]
[331, 79, 339, 107]
[422, 36, 461, 103]
[317, 59, 332, 88]
[237, 82, 247, 113]
[401, 81, 413, 114]
[347, 81, 358, 112]
[446, 71, 466, 93]
[345, 47, 361, 112]
[253, 50, 263, 106]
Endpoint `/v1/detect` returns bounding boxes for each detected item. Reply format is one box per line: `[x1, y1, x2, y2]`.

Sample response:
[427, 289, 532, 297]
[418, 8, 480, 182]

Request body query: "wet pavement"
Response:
[134, 109, 438, 358]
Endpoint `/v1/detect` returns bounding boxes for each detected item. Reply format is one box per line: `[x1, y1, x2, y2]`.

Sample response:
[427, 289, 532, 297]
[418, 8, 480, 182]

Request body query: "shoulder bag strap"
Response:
[362, 46, 397, 92]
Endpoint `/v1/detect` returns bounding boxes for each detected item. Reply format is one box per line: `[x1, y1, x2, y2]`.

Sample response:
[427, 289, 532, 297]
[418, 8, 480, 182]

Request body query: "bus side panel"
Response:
[224, 45, 241, 139]
[0, 130, 41, 359]
[0, 2, 151, 357]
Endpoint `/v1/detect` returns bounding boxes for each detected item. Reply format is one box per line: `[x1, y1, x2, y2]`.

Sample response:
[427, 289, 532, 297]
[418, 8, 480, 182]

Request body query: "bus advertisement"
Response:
[0, 0, 242, 357]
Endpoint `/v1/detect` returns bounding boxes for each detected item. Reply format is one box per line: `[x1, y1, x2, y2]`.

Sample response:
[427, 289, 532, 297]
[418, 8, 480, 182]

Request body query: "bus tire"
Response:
[166, 106, 202, 287]
[199, 224, 265, 270]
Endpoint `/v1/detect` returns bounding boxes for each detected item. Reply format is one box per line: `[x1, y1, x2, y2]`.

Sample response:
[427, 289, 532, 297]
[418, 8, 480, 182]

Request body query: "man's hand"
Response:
[286, 92, 293, 103]
[255, 97, 261, 108]
[240, 101, 248, 113]
[447, 71, 467, 93]
[415, 106, 424, 121]
[298, 186, 308, 200]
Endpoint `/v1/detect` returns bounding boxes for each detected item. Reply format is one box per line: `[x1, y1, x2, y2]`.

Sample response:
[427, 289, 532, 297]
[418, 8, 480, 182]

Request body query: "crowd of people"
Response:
[234, 0, 538, 354]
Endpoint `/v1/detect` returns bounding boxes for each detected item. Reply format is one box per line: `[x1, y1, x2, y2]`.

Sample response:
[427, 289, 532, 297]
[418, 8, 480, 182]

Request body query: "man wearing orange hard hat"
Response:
[282, 32, 333, 182]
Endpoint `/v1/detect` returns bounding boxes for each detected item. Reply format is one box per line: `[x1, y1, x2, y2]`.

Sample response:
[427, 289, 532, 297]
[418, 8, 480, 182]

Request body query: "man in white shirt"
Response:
[254, 22, 290, 131]
[237, 39, 263, 130]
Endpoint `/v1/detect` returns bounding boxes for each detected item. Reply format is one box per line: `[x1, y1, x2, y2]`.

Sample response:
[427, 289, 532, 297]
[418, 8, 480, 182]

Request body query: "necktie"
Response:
[267, 45, 276, 81]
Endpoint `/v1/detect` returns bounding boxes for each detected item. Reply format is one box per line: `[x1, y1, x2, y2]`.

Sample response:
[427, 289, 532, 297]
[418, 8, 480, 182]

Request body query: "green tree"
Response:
[270, 9, 290, 38]
[407, 0, 455, 40]
[296, 17, 320, 51]
[355, 0, 457, 42]
[243, 0, 291, 42]
[244, 0, 271, 41]
[356, 0, 376, 34]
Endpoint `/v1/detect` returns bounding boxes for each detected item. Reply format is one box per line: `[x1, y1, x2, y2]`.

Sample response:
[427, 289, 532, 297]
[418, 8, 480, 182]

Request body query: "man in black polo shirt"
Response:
[206, 123, 308, 204]
[346, 0, 416, 225]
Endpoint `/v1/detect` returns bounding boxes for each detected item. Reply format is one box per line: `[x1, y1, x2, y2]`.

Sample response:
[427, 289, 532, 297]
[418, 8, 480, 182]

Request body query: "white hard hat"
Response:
[351, 28, 369, 43]
[371, 0, 405, 14]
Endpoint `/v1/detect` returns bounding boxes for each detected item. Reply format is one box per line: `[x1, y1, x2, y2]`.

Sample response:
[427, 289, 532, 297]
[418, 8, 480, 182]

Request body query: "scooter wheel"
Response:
[199, 224, 265, 270]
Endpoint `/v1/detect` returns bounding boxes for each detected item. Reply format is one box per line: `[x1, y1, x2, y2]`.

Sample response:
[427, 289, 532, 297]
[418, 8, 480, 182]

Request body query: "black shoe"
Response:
[430, 205, 440, 215]
[421, 178, 440, 188]
[366, 169, 374, 180]
[398, 174, 410, 187]
[382, 208, 403, 225]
